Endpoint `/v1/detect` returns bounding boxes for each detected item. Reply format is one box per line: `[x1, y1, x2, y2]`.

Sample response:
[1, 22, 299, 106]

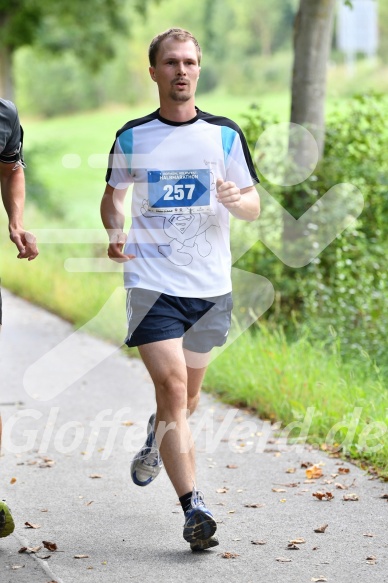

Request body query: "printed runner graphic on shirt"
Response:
[147, 169, 211, 214]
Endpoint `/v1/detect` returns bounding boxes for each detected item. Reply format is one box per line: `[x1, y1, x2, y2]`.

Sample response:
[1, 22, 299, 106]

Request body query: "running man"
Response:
[0, 98, 38, 537]
[101, 28, 260, 551]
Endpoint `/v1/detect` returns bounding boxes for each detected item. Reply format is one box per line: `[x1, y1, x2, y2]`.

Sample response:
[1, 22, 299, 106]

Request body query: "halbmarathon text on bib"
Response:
[147, 169, 211, 214]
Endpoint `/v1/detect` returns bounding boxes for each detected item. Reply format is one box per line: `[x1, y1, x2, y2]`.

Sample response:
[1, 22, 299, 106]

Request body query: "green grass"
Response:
[205, 325, 388, 478]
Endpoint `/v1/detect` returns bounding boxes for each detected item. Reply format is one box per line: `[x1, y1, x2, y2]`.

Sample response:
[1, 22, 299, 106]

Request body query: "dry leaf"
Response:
[272, 488, 286, 493]
[37, 555, 51, 560]
[306, 465, 323, 480]
[312, 491, 334, 501]
[335, 483, 347, 490]
[251, 540, 267, 545]
[25, 521, 41, 529]
[227, 510, 235, 514]
[74, 554, 90, 559]
[244, 503, 264, 508]
[121, 421, 134, 426]
[311, 578, 327, 582]
[286, 468, 296, 474]
[276, 557, 292, 562]
[287, 543, 300, 550]
[380, 494, 388, 499]
[11, 566, 24, 570]
[226, 464, 238, 469]
[314, 524, 328, 533]
[86, 501, 94, 506]
[89, 474, 103, 479]
[343, 493, 359, 501]
[42, 541, 58, 552]
[289, 538, 306, 544]
[363, 533, 375, 537]
[216, 487, 228, 494]
[18, 546, 42, 554]
[10, 477, 17, 485]
[40, 509, 49, 513]
[338, 467, 350, 474]
[221, 552, 239, 559]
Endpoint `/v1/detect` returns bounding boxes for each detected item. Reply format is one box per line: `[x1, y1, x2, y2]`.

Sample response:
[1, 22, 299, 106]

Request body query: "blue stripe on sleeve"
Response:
[118, 128, 134, 173]
[221, 125, 237, 165]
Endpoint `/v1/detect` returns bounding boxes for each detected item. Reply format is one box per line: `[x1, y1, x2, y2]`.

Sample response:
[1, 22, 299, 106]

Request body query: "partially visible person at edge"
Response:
[0, 98, 38, 538]
[101, 28, 260, 552]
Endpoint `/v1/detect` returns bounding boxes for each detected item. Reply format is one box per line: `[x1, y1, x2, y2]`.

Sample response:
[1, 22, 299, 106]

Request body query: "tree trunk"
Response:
[0, 44, 14, 101]
[290, 0, 336, 158]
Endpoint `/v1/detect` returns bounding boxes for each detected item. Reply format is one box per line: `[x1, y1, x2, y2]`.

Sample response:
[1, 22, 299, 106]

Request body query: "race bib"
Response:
[147, 169, 211, 214]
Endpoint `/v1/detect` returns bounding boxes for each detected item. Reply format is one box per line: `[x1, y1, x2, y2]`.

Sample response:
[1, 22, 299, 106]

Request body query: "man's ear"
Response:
[149, 66, 156, 81]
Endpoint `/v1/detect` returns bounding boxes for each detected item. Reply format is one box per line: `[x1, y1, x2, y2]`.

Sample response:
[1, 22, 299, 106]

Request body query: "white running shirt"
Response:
[106, 108, 258, 298]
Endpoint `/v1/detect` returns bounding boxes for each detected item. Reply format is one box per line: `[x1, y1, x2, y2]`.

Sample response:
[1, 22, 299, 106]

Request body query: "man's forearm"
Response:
[228, 186, 260, 222]
[100, 184, 127, 237]
[0, 164, 25, 233]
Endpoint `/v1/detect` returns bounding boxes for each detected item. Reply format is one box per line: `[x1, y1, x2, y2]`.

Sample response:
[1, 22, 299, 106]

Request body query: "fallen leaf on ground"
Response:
[121, 421, 134, 426]
[306, 465, 323, 480]
[314, 524, 328, 533]
[226, 464, 238, 469]
[286, 468, 296, 474]
[338, 467, 350, 474]
[244, 503, 264, 508]
[276, 557, 292, 562]
[11, 566, 24, 570]
[289, 538, 306, 544]
[216, 487, 228, 493]
[89, 474, 103, 479]
[366, 555, 377, 564]
[74, 554, 90, 559]
[335, 483, 347, 490]
[272, 488, 286, 493]
[18, 546, 42, 554]
[37, 554, 51, 560]
[287, 543, 300, 550]
[220, 552, 240, 559]
[380, 494, 388, 499]
[42, 541, 58, 552]
[251, 540, 267, 545]
[24, 522, 41, 529]
[363, 533, 375, 537]
[311, 577, 327, 582]
[227, 510, 235, 514]
[40, 509, 49, 513]
[86, 501, 94, 506]
[10, 477, 17, 484]
[343, 493, 359, 501]
[313, 491, 334, 501]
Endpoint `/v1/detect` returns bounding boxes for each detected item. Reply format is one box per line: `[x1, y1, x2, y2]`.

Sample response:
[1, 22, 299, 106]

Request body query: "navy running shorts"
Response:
[125, 288, 233, 353]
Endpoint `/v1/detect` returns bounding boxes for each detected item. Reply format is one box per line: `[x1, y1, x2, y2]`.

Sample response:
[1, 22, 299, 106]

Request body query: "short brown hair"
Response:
[149, 28, 202, 67]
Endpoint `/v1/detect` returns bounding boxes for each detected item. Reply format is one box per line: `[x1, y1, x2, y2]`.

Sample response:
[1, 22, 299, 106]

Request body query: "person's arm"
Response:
[100, 183, 135, 262]
[0, 162, 38, 260]
[216, 179, 260, 222]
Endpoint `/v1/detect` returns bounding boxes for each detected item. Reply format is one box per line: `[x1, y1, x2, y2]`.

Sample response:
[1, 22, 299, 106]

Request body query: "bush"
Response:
[239, 93, 388, 367]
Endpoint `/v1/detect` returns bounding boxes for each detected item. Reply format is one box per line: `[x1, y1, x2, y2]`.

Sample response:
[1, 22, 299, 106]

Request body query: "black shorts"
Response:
[125, 288, 233, 353]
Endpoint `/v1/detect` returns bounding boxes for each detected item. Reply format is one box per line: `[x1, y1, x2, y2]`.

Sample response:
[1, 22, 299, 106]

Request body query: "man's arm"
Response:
[0, 162, 38, 260]
[216, 179, 260, 222]
[100, 183, 135, 262]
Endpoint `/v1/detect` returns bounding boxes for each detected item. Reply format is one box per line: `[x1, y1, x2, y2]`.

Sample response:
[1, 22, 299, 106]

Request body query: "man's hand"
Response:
[107, 230, 135, 263]
[216, 178, 242, 209]
[10, 228, 38, 261]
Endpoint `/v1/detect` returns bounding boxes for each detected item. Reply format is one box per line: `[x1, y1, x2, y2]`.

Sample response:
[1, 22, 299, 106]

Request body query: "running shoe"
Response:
[190, 534, 219, 552]
[0, 500, 15, 538]
[183, 488, 217, 543]
[131, 414, 163, 486]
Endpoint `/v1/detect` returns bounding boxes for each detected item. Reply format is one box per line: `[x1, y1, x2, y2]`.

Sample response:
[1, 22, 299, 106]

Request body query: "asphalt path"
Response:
[0, 289, 387, 583]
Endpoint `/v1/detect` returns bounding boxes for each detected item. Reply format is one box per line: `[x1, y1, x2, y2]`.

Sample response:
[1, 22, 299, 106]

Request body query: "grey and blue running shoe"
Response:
[131, 414, 163, 487]
[183, 488, 217, 543]
[190, 535, 219, 552]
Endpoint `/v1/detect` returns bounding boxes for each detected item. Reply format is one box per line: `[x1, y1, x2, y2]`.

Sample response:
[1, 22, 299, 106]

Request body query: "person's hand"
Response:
[216, 178, 242, 209]
[107, 231, 135, 262]
[10, 229, 39, 261]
